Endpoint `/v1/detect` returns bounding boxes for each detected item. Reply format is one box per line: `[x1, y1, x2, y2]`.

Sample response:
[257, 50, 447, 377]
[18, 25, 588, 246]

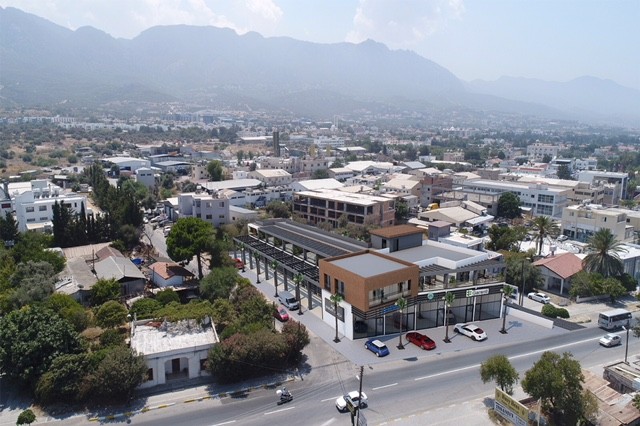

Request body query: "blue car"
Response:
[364, 339, 390, 357]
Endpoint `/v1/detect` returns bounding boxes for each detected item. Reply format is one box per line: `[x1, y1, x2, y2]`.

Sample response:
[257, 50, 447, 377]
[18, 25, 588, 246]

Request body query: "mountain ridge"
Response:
[1, 6, 638, 127]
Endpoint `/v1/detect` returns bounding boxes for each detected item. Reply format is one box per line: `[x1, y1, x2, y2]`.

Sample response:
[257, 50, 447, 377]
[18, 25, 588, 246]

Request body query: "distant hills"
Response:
[1, 6, 638, 126]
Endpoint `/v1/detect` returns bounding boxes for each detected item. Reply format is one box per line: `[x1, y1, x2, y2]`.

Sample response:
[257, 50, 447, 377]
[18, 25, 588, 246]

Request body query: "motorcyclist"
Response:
[280, 387, 291, 400]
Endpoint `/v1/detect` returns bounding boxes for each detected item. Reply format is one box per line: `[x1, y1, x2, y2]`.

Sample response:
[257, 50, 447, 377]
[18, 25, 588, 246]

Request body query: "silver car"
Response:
[528, 292, 551, 304]
[599, 333, 622, 347]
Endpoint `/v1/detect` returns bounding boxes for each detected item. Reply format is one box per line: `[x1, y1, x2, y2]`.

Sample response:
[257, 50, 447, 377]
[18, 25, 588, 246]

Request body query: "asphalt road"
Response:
[121, 326, 636, 426]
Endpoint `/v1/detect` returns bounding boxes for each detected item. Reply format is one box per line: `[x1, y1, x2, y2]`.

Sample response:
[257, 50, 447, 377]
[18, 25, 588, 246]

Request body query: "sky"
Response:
[1, 0, 639, 89]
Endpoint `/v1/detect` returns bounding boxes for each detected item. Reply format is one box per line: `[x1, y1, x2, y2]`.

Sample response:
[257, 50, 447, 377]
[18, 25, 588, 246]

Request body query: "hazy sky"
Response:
[2, 0, 638, 89]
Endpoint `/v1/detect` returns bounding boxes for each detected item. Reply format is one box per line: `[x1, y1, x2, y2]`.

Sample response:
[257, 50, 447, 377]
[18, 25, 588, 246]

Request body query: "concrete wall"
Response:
[505, 306, 554, 329]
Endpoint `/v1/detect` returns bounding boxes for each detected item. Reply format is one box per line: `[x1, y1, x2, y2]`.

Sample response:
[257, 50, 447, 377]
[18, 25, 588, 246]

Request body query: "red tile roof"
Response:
[533, 252, 583, 279]
[149, 262, 194, 280]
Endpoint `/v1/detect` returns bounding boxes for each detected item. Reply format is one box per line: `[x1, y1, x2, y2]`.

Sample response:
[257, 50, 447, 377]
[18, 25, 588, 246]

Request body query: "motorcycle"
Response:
[276, 388, 293, 405]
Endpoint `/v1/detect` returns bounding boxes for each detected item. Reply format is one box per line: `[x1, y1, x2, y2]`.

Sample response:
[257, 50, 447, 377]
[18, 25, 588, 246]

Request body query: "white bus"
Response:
[598, 309, 632, 330]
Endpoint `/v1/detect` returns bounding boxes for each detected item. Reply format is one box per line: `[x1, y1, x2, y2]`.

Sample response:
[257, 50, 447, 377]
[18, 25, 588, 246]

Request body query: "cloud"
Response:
[346, 0, 465, 48]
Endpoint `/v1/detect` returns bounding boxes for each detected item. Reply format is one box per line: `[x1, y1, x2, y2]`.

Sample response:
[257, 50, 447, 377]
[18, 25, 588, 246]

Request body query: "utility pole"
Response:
[356, 365, 364, 426]
[520, 258, 525, 306]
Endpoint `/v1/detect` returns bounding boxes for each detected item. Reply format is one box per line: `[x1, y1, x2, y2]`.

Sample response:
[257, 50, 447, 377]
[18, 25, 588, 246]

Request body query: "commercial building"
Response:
[249, 169, 293, 186]
[560, 204, 635, 243]
[178, 193, 229, 227]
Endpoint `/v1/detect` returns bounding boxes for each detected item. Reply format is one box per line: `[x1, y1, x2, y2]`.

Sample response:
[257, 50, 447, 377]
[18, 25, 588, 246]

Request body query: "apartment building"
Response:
[459, 179, 570, 217]
[178, 193, 229, 227]
[419, 173, 453, 208]
[526, 143, 558, 160]
[249, 169, 293, 186]
[577, 171, 628, 204]
[560, 204, 635, 243]
[443, 151, 465, 162]
[293, 189, 395, 228]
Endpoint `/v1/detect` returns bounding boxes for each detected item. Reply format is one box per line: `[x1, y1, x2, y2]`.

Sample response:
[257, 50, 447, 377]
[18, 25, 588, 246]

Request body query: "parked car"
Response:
[454, 323, 487, 341]
[557, 235, 569, 242]
[364, 339, 390, 357]
[528, 292, 551, 304]
[335, 391, 368, 412]
[599, 333, 622, 347]
[405, 332, 436, 350]
[274, 306, 289, 322]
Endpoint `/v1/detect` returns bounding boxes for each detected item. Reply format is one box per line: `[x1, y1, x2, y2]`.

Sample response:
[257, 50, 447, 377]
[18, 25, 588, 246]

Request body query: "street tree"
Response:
[200, 266, 239, 301]
[95, 300, 128, 328]
[254, 252, 262, 283]
[500, 285, 514, 333]
[480, 354, 519, 395]
[0, 305, 84, 387]
[166, 217, 214, 279]
[293, 273, 304, 315]
[557, 164, 573, 180]
[531, 216, 560, 255]
[271, 260, 280, 297]
[90, 346, 148, 403]
[583, 228, 625, 278]
[35, 353, 91, 404]
[497, 192, 522, 219]
[521, 351, 590, 424]
[443, 292, 455, 343]
[330, 292, 343, 343]
[396, 296, 407, 349]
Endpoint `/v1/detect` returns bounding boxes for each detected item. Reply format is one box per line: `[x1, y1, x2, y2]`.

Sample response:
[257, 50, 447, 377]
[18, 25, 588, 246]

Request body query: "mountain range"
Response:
[1, 6, 638, 127]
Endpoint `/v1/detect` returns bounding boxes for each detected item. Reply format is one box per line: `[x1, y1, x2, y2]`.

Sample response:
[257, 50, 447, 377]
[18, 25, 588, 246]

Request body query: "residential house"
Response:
[148, 262, 194, 288]
[533, 252, 583, 295]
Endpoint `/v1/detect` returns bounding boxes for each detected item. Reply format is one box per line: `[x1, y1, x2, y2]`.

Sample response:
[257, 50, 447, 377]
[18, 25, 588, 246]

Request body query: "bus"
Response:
[598, 309, 632, 330]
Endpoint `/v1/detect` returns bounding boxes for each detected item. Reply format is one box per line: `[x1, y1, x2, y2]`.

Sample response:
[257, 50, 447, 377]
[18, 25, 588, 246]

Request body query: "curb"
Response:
[87, 378, 293, 422]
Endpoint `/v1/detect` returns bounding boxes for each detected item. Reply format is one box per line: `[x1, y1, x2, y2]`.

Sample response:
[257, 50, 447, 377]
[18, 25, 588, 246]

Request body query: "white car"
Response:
[599, 333, 622, 347]
[453, 323, 487, 341]
[528, 292, 551, 304]
[336, 391, 368, 412]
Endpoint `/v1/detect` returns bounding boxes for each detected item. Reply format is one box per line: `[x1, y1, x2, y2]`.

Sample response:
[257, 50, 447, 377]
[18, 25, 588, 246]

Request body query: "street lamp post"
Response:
[520, 258, 526, 306]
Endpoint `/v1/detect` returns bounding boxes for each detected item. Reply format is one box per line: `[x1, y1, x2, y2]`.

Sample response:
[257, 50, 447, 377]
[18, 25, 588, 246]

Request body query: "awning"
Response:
[465, 215, 494, 226]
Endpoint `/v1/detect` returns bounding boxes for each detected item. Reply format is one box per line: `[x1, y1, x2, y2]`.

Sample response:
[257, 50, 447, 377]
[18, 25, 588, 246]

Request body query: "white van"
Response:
[278, 291, 299, 310]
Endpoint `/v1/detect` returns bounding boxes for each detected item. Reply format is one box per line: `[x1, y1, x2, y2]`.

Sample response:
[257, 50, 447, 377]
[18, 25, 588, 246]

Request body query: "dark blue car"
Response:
[364, 339, 390, 357]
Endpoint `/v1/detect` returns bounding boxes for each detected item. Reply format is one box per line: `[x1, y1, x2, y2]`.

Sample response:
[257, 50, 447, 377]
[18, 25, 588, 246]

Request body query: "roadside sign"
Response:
[466, 288, 490, 297]
[494, 388, 528, 426]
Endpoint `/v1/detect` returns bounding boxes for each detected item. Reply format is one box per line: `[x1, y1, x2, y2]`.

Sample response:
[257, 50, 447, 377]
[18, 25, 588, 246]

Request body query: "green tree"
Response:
[207, 160, 224, 181]
[90, 278, 121, 306]
[395, 199, 409, 222]
[99, 328, 126, 348]
[500, 285, 514, 333]
[497, 192, 522, 219]
[200, 267, 239, 301]
[557, 164, 572, 180]
[9, 260, 56, 308]
[130, 297, 161, 319]
[0, 211, 18, 243]
[312, 168, 329, 179]
[44, 293, 89, 332]
[486, 225, 520, 251]
[395, 296, 407, 349]
[443, 292, 455, 343]
[0, 305, 84, 387]
[531, 216, 560, 255]
[265, 201, 291, 219]
[271, 260, 280, 297]
[156, 288, 180, 305]
[293, 273, 304, 315]
[583, 228, 625, 278]
[35, 353, 91, 404]
[95, 300, 128, 328]
[167, 217, 214, 279]
[330, 292, 343, 343]
[89, 346, 148, 403]
[521, 351, 588, 424]
[16, 409, 36, 425]
[480, 354, 519, 395]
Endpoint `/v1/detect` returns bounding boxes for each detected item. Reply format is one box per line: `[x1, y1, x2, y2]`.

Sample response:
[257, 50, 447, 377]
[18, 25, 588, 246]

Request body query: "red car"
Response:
[274, 306, 289, 322]
[405, 332, 436, 350]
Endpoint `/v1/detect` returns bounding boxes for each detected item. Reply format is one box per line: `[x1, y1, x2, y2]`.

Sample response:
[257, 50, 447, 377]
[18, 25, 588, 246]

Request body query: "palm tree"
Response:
[531, 216, 560, 255]
[443, 292, 455, 343]
[583, 228, 626, 277]
[395, 296, 407, 349]
[330, 292, 343, 343]
[271, 260, 279, 297]
[238, 242, 246, 271]
[293, 273, 304, 315]
[254, 252, 261, 283]
[500, 285, 515, 334]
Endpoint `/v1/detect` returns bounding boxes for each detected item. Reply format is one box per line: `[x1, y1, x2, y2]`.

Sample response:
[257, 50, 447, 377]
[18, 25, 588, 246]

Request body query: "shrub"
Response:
[556, 308, 570, 319]
[541, 304, 558, 318]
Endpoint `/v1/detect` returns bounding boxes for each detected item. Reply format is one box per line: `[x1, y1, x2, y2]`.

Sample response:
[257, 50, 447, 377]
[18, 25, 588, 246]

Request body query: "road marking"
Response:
[211, 421, 237, 426]
[415, 335, 607, 381]
[321, 396, 342, 402]
[372, 382, 398, 390]
[264, 406, 296, 415]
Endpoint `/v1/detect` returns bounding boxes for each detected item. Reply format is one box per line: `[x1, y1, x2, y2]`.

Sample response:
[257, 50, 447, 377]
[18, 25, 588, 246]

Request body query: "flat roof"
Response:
[330, 253, 409, 278]
[131, 320, 218, 356]
[297, 189, 391, 206]
[370, 225, 423, 239]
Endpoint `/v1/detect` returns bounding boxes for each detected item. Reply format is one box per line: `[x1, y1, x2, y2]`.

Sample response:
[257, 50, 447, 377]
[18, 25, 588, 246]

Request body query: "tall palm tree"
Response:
[293, 273, 304, 315]
[583, 228, 626, 277]
[254, 252, 261, 283]
[395, 296, 407, 349]
[500, 285, 515, 334]
[443, 292, 455, 343]
[271, 260, 279, 297]
[531, 216, 560, 255]
[238, 242, 246, 271]
[330, 292, 343, 343]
